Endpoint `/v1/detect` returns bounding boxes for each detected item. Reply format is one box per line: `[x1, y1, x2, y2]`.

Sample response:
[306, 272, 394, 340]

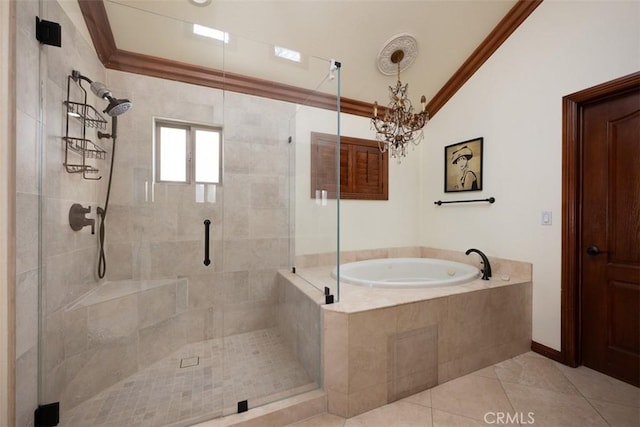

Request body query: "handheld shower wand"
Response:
[71, 70, 132, 278]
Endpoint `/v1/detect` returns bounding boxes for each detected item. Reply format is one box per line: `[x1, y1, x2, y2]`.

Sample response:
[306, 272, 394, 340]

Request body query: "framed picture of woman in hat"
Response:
[444, 137, 483, 192]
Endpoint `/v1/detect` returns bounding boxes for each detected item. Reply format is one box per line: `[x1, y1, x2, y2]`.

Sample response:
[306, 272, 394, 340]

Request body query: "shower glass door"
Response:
[218, 33, 336, 415]
[288, 62, 342, 301]
[36, 0, 332, 424]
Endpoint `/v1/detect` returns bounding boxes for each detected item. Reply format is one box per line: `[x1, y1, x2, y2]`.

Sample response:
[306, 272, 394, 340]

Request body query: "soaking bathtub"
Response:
[332, 257, 480, 288]
[281, 248, 533, 418]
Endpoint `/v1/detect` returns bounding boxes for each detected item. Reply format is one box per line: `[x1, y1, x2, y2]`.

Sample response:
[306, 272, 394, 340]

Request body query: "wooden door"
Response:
[580, 86, 640, 386]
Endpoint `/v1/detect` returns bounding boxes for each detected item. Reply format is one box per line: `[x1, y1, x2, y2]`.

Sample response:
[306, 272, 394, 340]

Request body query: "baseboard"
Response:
[531, 341, 563, 363]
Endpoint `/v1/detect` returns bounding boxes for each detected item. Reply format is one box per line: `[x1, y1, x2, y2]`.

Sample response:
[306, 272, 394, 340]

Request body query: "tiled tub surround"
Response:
[286, 247, 532, 418]
[275, 272, 325, 388]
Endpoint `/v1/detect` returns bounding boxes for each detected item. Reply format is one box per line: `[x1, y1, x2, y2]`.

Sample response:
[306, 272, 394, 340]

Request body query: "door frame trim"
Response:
[561, 71, 640, 367]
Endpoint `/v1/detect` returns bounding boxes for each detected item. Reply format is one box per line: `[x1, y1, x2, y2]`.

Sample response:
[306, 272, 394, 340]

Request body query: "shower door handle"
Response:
[203, 219, 211, 266]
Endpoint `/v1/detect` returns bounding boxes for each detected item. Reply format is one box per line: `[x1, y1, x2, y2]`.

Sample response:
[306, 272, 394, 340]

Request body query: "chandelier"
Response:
[371, 49, 429, 159]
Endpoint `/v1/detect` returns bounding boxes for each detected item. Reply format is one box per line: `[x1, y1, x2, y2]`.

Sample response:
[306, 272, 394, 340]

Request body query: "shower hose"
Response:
[97, 117, 117, 279]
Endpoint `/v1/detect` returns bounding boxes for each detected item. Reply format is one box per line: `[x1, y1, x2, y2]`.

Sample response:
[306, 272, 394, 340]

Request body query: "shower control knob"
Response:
[69, 203, 95, 234]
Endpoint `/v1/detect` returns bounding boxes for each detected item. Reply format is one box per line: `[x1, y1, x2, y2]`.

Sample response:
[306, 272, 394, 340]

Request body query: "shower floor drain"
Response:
[180, 356, 200, 368]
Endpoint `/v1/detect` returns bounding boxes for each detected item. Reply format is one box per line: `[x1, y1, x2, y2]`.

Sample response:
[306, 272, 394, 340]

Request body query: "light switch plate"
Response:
[541, 211, 552, 225]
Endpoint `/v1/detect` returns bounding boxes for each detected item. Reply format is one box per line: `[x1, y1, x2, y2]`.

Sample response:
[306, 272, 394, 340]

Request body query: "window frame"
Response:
[154, 118, 223, 185]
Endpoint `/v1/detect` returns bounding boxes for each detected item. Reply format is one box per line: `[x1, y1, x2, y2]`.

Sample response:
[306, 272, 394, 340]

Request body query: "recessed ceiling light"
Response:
[189, 0, 212, 6]
[274, 46, 302, 63]
[193, 24, 229, 43]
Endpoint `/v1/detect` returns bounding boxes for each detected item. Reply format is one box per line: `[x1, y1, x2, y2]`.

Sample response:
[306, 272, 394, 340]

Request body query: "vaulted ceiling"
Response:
[74, 0, 542, 117]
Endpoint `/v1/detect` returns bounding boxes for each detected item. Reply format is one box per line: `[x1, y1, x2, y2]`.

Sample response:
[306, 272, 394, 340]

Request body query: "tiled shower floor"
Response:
[60, 328, 317, 427]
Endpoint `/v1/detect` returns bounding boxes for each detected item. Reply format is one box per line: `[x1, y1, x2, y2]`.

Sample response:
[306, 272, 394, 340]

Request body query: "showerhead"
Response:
[88, 79, 133, 116]
[104, 97, 133, 117]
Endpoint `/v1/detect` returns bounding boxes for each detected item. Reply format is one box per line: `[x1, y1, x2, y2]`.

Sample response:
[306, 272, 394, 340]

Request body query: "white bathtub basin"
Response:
[332, 258, 480, 288]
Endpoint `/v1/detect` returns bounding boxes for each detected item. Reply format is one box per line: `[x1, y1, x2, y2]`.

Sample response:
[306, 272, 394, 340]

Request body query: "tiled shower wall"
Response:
[15, 0, 298, 421]
[44, 70, 295, 410]
[104, 69, 294, 336]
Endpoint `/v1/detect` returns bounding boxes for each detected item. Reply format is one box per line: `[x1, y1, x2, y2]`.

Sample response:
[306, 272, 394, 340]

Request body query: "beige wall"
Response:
[419, 0, 640, 350]
[1, 0, 15, 424]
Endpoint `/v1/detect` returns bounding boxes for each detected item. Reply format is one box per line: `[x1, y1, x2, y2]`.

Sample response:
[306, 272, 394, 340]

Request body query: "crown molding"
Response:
[426, 0, 543, 117]
[78, 0, 541, 119]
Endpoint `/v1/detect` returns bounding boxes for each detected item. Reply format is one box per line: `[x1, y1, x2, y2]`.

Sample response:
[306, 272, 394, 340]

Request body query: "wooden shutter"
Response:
[310, 132, 388, 200]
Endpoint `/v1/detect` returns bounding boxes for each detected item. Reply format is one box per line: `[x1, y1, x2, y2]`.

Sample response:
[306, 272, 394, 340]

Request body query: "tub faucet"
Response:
[465, 248, 492, 280]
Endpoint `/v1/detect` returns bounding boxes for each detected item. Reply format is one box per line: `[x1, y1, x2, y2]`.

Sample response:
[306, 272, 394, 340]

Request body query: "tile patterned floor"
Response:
[292, 352, 640, 427]
[60, 328, 316, 427]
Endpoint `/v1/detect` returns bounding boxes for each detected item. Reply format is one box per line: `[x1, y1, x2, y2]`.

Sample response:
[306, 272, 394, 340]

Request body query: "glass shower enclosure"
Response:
[35, 0, 341, 425]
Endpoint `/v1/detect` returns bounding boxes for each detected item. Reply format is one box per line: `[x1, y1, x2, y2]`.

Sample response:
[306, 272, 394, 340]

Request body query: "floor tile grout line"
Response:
[502, 357, 614, 427]
[585, 397, 640, 410]
[429, 389, 434, 426]
[580, 397, 614, 427]
[398, 399, 432, 411]
[553, 361, 592, 401]
[432, 407, 491, 426]
[555, 363, 640, 408]
[494, 376, 581, 397]
[553, 361, 619, 425]
[496, 354, 606, 399]
[494, 363, 523, 427]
